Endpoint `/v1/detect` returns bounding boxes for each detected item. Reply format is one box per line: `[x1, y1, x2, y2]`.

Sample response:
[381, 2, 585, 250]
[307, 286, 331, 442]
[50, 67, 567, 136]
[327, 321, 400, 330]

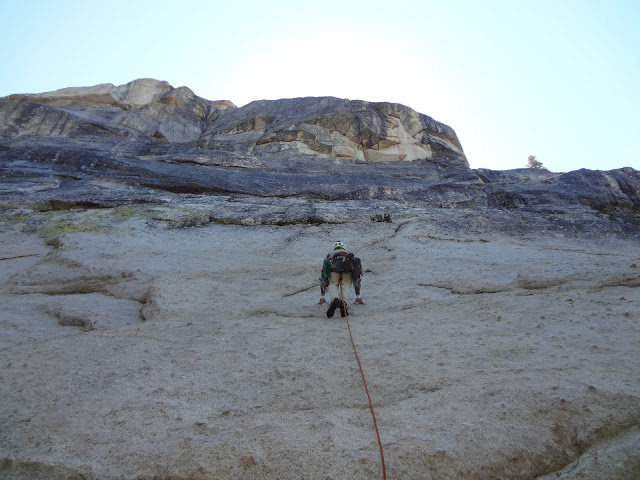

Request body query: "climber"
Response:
[319, 241, 365, 317]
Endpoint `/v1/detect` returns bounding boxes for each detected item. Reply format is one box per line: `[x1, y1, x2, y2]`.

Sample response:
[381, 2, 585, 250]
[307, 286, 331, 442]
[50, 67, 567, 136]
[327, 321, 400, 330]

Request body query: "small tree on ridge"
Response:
[527, 155, 543, 169]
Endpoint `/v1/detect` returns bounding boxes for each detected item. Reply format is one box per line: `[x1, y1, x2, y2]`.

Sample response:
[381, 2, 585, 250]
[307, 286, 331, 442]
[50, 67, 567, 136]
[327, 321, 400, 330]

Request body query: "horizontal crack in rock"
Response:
[416, 283, 512, 295]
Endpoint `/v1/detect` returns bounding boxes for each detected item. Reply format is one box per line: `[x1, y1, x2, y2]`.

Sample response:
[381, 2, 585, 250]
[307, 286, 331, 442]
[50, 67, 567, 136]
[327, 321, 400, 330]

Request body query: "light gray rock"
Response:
[44, 292, 143, 331]
[0, 78, 236, 143]
[198, 96, 467, 163]
[1, 209, 639, 479]
[110, 78, 173, 108]
[0, 82, 122, 107]
[0, 78, 465, 162]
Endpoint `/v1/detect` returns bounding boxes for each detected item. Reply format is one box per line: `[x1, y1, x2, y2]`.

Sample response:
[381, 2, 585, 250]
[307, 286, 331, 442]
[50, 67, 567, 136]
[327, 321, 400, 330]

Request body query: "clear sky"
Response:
[1, 0, 638, 172]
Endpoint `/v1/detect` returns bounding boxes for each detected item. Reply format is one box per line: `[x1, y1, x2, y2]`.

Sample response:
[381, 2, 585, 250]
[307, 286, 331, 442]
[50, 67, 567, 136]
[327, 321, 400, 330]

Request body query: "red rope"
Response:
[340, 282, 387, 480]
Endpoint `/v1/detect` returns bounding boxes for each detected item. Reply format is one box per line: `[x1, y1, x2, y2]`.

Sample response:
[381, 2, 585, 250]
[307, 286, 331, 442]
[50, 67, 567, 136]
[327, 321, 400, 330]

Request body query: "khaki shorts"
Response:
[326, 271, 354, 301]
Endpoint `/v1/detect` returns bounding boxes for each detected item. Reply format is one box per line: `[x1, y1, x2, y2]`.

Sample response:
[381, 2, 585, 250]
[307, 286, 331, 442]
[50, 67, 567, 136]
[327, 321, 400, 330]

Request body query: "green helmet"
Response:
[333, 241, 346, 251]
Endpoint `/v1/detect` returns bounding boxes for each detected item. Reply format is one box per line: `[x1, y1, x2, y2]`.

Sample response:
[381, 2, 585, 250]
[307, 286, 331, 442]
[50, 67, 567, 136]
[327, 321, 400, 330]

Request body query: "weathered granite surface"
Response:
[1, 80, 640, 480]
[1, 205, 639, 480]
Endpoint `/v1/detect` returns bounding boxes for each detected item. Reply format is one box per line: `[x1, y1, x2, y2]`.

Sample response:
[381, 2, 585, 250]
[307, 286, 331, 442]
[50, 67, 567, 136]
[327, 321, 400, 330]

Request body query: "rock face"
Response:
[197, 96, 466, 162]
[1, 78, 639, 230]
[477, 167, 640, 215]
[1, 78, 639, 228]
[1, 209, 639, 480]
[0, 78, 464, 160]
[0, 78, 235, 143]
[1, 80, 640, 480]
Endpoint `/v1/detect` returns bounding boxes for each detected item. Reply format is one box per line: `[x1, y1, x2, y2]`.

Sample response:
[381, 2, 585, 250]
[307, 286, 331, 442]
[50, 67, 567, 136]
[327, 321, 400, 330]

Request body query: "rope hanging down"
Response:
[340, 282, 387, 480]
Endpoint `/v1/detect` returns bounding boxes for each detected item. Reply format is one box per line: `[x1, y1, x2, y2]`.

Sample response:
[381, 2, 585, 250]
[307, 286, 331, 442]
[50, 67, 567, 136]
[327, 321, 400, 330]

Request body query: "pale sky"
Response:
[1, 0, 639, 172]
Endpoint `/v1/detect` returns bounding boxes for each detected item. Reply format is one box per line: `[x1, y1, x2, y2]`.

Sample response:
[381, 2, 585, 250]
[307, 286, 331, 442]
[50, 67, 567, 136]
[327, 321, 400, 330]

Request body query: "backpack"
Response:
[329, 251, 355, 273]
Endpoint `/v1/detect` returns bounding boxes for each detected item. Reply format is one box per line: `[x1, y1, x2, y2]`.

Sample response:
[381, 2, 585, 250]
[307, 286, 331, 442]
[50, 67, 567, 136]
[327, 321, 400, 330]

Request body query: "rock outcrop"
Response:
[197, 96, 466, 162]
[0, 78, 639, 234]
[0, 78, 464, 161]
[0, 78, 235, 143]
[478, 167, 640, 215]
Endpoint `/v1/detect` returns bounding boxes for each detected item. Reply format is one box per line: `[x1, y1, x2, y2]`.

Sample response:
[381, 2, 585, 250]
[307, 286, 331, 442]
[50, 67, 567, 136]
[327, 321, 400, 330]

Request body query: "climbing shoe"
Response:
[339, 300, 348, 317]
[326, 298, 340, 318]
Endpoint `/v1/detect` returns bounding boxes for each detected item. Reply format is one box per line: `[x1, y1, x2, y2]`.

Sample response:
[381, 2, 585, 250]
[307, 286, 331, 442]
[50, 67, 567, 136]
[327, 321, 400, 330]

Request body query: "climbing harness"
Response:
[339, 280, 387, 480]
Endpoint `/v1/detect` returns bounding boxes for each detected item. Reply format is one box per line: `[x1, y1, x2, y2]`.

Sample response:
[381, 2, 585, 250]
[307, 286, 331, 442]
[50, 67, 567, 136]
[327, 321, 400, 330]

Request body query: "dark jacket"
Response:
[320, 250, 362, 291]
